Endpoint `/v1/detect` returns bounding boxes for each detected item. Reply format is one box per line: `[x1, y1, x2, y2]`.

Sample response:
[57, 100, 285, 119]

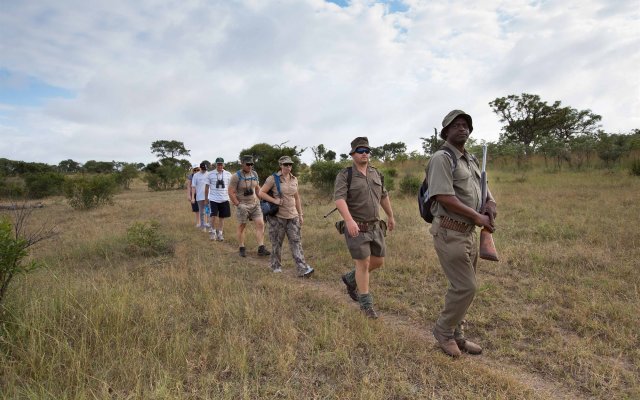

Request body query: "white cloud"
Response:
[0, 0, 638, 166]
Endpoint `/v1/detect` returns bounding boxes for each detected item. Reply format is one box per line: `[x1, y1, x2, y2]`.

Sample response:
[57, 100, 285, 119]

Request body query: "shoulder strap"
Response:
[346, 167, 353, 191]
[440, 146, 458, 173]
[272, 173, 282, 195]
[235, 170, 242, 190]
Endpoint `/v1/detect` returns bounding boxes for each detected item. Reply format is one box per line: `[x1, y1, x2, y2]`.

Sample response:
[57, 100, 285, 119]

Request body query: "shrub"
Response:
[115, 164, 139, 190]
[126, 220, 174, 257]
[64, 175, 118, 210]
[631, 159, 640, 176]
[399, 175, 422, 196]
[308, 161, 345, 193]
[0, 178, 25, 198]
[143, 165, 185, 191]
[24, 172, 65, 199]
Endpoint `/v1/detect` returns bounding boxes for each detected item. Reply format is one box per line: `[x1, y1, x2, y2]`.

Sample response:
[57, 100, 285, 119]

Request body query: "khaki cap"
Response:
[349, 137, 370, 154]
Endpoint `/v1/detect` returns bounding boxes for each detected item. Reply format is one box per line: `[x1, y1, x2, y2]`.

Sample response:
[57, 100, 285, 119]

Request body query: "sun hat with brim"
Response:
[349, 137, 370, 154]
[278, 156, 293, 164]
[442, 110, 473, 133]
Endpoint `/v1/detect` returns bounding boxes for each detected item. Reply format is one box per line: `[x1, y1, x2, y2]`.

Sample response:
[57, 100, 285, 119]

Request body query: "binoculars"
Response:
[243, 188, 254, 196]
[216, 179, 225, 189]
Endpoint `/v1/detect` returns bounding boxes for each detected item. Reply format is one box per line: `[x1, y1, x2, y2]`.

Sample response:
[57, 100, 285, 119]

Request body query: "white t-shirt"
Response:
[206, 170, 231, 202]
[191, 171, 209, 201]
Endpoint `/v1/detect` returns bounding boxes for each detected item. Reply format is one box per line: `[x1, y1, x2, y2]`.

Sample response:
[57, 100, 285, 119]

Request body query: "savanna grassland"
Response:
[1, 164, 639, 399]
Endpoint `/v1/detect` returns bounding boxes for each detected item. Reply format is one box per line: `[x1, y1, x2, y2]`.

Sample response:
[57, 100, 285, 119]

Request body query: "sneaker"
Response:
[341, 274, 358, 302]
[217, 231, 224, 242]
[209, 231, 217, 241]
[257, 245, 270, 256]
[239, 247, 246, 257]
[299, 266, 314, 278]
[361, 306, 379, 319]
[273, 267, 282, 273]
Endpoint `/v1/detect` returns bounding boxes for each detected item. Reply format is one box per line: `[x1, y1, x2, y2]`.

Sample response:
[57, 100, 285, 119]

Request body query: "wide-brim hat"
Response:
[442, 110, 473, 133]
[349, 136, 370, 154]
[278, 156, 293, 164]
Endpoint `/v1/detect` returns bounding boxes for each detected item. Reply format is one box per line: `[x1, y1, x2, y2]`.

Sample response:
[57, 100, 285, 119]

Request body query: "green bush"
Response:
[143, 165, 185, 191]
[24, 172, 65, 199]
[64, 175, 118, 210]
[399, 175, 422, 196]
[115, 164, 139, 189]
[308, 161, 346, 193]
[126, 220, 174, 257]
[0, 178, 25, 198]
[631, 159, 640, 176]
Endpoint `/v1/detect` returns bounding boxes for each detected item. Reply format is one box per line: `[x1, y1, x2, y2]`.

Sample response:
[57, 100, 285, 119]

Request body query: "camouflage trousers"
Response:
[267, 216, 311, 274]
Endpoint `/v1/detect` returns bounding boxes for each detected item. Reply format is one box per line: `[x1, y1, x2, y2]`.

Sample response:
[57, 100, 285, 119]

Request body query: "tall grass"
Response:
[1, 170, 639, 399]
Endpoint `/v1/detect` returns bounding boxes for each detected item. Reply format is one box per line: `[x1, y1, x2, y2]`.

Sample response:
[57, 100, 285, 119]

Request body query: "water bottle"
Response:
[204, 204, 210, 215]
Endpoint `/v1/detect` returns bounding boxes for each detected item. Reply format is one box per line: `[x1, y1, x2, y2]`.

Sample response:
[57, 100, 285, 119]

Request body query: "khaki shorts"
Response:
[236, 202, 262, 224]
[344, 227, 386, 260]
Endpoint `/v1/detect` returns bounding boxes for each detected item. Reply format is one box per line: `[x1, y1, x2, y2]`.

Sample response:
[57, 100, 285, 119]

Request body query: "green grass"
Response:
[1, 168, 639, 399]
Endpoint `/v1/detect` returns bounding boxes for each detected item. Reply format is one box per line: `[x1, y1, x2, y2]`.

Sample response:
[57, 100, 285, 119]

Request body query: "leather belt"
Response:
[439, 216, 474, 233]
[355, 220, 378, 232]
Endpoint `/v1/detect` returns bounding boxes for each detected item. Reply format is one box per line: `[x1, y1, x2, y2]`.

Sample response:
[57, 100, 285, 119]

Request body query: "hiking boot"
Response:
[341, 274, 358, 302]
[361, 306, 378, 319]
[455, 338, 483, 355]
[299, 266, 314, 278]
[257, 245, 270, 256]
[433, 328, 461, 357]
[239, 246, 246, 257]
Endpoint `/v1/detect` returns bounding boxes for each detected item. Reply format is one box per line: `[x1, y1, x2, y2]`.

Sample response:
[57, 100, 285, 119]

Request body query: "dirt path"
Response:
[213, 241, 589, 400]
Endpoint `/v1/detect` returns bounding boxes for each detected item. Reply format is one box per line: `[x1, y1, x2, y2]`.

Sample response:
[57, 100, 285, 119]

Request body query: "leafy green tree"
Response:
[311, 144, 327, 162]
[24, 172, 65, 199]
[115, 163, 139, 190]
[323, 150, 337, 161]
[237, 142, 304, 183]
[421, 128, 443, 156]
[597, 132, 629, 167]
[57, 159, 82, 174]
[150, 140, 191, 159]
[83, 160, 115, 174]
[371, 142, 407, 162]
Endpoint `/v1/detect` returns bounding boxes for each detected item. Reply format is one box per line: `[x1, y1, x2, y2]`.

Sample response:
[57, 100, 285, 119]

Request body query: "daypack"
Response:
[260, 173, 282, 217]
[235, 169, 258, 191]
[418, 146, 457, 223]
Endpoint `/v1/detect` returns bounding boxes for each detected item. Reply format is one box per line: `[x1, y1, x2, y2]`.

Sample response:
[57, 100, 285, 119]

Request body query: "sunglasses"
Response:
[245, 163, 254, 166]
[354, 148, 370, 154]
[282, 163, 293, 167]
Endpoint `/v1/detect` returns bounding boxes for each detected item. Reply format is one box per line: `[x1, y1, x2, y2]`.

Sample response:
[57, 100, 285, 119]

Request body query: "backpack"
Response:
[343, 166, 384, 193]
[260, 173, 282, 217]
[418, 146, 457, 223]
[235, 169, 258, 191]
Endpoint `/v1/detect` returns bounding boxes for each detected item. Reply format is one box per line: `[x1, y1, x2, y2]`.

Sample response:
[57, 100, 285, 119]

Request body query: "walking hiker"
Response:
[335, 137, 395, 319]
[191, 161, 210, 230]
[205, 157, 232, 241]
[228, 155, 270, 258]
[426, 110, 498, 357]
[187, 166, 200, 227]
[259, 155, 314, 277]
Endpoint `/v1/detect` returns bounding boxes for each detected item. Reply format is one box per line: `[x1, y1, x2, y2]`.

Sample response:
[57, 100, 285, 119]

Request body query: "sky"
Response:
[1, 0, 639, 166]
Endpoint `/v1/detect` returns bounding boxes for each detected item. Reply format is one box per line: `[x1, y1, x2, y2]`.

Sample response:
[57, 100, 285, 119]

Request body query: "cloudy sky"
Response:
[1, 0, 638, 166]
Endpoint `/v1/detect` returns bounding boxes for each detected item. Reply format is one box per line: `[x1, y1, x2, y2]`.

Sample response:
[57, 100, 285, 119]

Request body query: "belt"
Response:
[439, 216, 474, 233]
[355, 220, 379, 232]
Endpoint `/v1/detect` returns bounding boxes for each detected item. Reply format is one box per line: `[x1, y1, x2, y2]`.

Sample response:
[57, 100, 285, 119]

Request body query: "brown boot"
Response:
[433, 329, 461, 357]
[455, 338, 482, 355]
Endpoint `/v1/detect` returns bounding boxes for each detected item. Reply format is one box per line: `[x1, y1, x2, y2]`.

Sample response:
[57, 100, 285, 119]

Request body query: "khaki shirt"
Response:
[334, 163, 388, 223]
[263, 172, 299, 219]
[229, 170, 260, 205]
[426, 143, 482, 225]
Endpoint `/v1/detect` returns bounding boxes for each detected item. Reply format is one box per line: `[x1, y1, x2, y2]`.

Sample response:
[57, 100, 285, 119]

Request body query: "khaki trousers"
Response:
[430, 218, 478, 336]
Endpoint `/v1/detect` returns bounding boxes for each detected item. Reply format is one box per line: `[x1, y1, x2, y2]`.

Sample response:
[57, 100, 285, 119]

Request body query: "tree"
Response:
[323, 150, 337, 161]
[371, 142, 407, 162]
[150, 140, 191, 160]
[238, 142, 304, 183]
[311, 144, 327, 162]
[83, 160, 115, 174]
[421, 128, 443, 156]
[58, 159, 82, 174]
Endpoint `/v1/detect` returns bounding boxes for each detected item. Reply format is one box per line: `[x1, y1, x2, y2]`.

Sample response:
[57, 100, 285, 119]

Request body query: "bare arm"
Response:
[335, 198, 359, 237]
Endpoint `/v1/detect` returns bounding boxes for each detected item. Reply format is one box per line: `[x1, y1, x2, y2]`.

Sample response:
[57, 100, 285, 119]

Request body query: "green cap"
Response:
[442, 110, 473, 133]
[215, 157, 224, 164]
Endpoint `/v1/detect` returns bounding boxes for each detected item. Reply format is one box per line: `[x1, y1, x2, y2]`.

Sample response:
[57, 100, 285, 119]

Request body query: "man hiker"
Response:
[205, 157, 232, 241]
[334, 137, 395, 319]
[228, 155, 270, 258]
[426, 109, 497, 357]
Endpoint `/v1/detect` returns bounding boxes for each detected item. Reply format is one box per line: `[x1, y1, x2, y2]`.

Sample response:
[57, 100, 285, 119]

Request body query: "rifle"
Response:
[479, 144, 499, 262]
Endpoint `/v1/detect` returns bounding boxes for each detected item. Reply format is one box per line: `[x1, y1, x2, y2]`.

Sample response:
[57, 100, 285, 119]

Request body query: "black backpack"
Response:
[418, 146, 457, 223]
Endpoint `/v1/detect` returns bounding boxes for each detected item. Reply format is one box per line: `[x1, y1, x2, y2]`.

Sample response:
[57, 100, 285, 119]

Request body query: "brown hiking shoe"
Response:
[455, 338, 483, 355]
[361, 306, 379, 319]
[433, 329, 461, 357]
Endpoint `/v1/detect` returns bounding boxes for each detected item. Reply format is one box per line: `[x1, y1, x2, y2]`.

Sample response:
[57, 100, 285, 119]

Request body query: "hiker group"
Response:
[186, 109, 498, 358]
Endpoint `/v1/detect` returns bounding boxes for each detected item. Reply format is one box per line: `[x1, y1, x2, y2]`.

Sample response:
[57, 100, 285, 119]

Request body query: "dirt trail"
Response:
[213, 241, 589, 400]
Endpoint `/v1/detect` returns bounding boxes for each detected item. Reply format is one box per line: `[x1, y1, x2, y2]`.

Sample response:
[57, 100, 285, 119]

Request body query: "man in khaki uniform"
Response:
[334, 137, 395, 319]
[426, 110, 497, 357]
[229, 155, 270, 258]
